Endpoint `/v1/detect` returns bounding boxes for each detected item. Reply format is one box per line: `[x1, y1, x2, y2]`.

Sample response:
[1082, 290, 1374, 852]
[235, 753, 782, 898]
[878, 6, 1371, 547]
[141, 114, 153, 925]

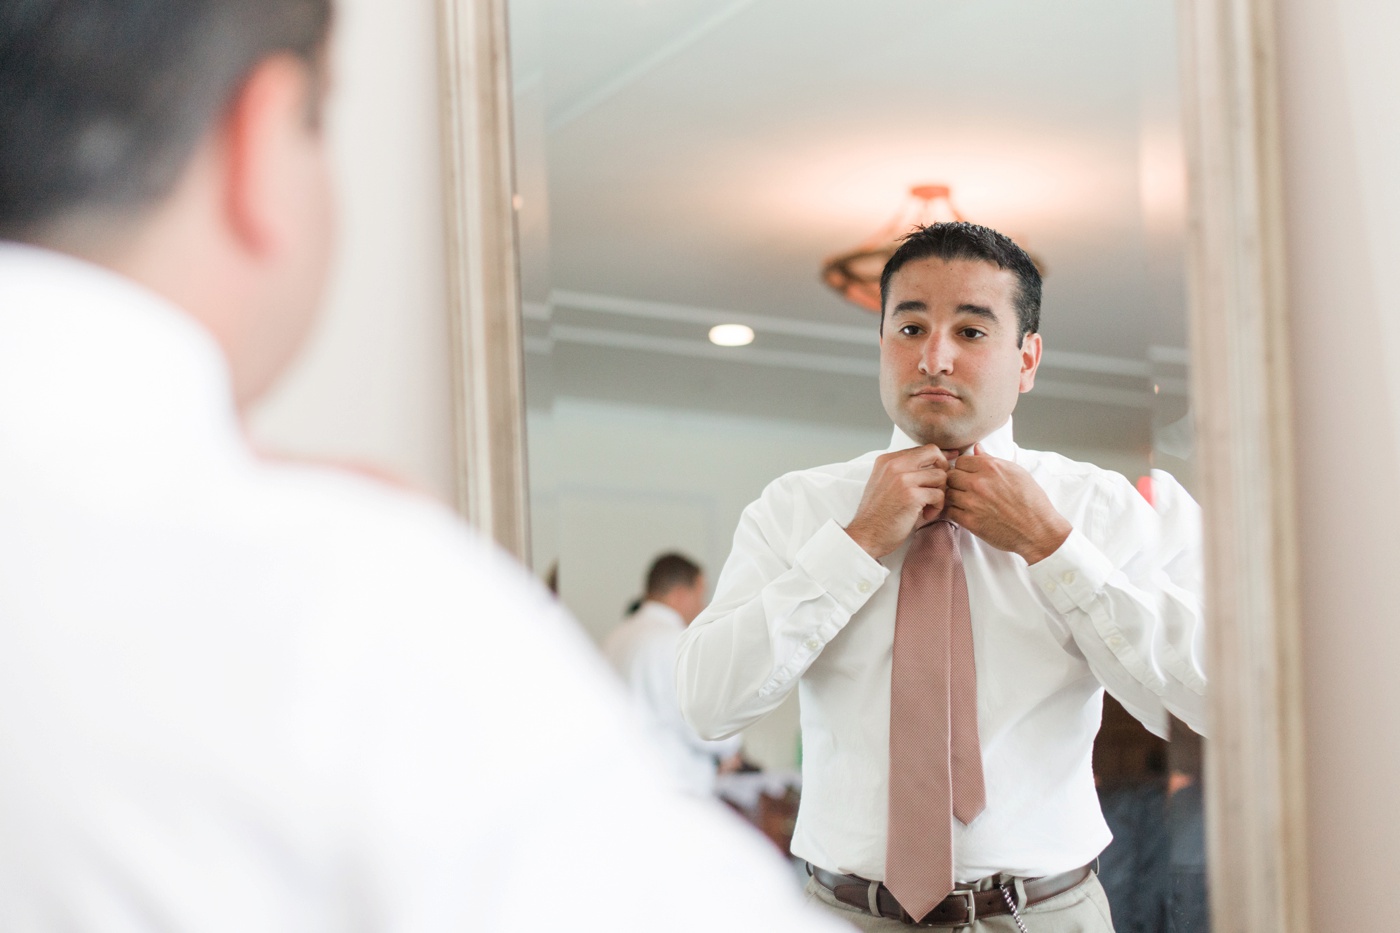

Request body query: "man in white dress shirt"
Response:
[677, 223, 1205, 931]
[605, 554, 742, 796]
[0, 2, 843, 930]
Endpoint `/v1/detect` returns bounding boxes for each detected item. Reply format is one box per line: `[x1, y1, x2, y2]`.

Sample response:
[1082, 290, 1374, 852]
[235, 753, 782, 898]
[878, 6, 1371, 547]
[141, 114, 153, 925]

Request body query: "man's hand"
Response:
[844, 445, 950, 559]
[944, 445, 1072, 564]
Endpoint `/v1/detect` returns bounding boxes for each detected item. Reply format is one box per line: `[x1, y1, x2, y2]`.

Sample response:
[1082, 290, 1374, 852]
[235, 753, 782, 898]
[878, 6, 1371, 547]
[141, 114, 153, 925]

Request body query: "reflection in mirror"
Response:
[509, 0, 1207, 927]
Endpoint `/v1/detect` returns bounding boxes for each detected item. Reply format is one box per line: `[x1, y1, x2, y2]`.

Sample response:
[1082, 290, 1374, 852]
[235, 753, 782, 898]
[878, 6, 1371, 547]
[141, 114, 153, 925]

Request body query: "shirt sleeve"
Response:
[676, 483, 888, 740]
[1025, 470, 1207, 738]
[641, 628, 743, 760]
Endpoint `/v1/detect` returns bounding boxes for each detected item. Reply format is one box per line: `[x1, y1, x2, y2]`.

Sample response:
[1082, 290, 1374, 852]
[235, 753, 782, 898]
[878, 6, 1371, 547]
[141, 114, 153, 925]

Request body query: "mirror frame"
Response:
[438, 0, 1309, 929]
[436, 0, 531, 562]
[1179, 0, 1308, 930]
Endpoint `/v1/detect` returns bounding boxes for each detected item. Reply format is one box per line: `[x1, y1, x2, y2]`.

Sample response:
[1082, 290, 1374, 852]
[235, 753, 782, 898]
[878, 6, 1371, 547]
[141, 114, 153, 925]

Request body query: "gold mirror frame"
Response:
[437, 0, 1309, 929]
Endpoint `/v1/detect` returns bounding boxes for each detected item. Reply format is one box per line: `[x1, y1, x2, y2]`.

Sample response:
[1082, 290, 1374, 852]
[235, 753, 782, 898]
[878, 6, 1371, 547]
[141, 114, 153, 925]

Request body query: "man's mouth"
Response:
[910, 386, 960, 400]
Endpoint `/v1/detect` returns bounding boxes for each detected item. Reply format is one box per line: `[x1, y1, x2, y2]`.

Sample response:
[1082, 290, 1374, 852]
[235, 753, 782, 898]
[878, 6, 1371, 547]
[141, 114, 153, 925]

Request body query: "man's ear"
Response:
[1018, 332, 1042, 393]
[219, 55, 315, 257]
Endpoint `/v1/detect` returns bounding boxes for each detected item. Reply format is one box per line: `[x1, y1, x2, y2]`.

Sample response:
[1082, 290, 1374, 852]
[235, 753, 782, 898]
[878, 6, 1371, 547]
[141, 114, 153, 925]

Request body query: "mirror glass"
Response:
[509, 0, 1207, 925]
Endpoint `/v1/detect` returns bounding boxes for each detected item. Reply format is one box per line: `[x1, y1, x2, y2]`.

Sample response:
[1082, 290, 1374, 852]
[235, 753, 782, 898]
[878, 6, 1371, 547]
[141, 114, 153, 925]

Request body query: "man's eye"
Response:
[899, 324, 922, 336]
[960, 328, 986, 339]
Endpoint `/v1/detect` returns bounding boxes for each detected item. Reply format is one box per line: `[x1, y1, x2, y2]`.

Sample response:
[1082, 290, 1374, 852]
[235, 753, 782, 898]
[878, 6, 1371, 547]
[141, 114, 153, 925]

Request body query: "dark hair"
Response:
[879, 221, 1042, 343]
[645, 553, 702, 599]
[0, 0, 333, 238]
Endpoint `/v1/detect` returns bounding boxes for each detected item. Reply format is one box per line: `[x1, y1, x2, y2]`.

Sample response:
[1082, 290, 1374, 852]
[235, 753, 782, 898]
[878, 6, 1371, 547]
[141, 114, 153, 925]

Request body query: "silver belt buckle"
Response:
[948, 888, 976, 926]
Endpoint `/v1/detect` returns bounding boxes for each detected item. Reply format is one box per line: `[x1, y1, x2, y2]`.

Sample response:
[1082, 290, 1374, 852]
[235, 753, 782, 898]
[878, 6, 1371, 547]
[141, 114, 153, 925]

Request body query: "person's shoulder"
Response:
[1015, 446, 1150, 528]
[244, 458, 623, 717]
[238, 461, 558, 643]
[248, 461, 492, 570]
[1017, 445, 1135, 493]
[748, 445, 882, 510]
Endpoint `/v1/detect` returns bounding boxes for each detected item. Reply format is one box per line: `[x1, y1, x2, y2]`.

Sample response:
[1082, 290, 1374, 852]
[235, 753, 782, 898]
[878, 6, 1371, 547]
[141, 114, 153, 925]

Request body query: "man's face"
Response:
[235, 53, 337, 407]
[878, 256, 1041, 451]
[676, 574, 708, 626]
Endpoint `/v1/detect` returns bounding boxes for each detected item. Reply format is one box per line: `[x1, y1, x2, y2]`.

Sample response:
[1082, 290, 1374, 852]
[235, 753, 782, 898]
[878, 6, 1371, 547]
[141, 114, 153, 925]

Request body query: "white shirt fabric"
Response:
[0, 243, 845, 933]
[603, 601, 742, 796]
[677, 421, 1205, 883]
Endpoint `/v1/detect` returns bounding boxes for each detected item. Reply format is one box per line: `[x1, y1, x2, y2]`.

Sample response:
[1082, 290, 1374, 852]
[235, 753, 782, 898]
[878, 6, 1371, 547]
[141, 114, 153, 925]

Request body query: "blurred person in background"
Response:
[605, 553, 742, 796]
[0, 2, 843, 929]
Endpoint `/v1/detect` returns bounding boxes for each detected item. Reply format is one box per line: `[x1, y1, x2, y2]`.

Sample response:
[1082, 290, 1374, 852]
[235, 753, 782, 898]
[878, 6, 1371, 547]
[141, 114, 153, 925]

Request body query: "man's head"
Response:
[877, 222, 1044, 450]
[645, 553, 707, 626]
[0, 0, 336, 407]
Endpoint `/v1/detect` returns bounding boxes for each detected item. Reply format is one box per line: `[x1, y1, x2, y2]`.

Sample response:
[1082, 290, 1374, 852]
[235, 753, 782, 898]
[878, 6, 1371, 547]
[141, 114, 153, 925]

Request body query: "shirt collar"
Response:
[639, 600, 686, 630]
[885, 417, 1018, 459]
[0, 241, 244, 465]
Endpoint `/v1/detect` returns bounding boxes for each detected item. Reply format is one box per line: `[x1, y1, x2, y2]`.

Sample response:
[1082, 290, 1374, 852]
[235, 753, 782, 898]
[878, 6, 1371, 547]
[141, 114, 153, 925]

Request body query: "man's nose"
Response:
[918, 333, 955, 375]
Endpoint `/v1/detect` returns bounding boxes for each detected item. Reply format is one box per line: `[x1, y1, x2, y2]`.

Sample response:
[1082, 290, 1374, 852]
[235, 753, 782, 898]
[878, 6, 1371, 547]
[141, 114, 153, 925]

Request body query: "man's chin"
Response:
[905, 423, 970, 451]
[896, 414, 985, 451]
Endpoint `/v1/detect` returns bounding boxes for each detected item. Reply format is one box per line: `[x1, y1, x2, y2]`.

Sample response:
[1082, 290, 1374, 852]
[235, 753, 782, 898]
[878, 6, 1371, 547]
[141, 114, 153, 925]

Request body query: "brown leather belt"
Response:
[807, 862, 1093, 926]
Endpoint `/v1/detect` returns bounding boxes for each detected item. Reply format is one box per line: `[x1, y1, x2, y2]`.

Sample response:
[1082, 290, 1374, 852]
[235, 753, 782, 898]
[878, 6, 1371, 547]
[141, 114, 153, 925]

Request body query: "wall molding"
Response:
[528, 290, 1190, 408]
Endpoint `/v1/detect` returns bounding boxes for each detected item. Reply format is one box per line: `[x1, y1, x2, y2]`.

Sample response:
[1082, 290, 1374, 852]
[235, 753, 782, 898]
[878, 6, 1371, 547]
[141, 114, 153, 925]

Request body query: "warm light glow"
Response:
[709, 324, 755, 347]
[743, 127, 1128, 238]
[821, 183, 1046, 313]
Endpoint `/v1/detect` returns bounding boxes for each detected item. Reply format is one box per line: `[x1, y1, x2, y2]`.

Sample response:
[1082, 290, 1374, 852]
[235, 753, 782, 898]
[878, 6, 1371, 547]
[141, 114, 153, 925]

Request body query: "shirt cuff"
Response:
[1026, 527, 1114, 615]
[1029, 528, 1163, 690]
[793, 519, 889, 615]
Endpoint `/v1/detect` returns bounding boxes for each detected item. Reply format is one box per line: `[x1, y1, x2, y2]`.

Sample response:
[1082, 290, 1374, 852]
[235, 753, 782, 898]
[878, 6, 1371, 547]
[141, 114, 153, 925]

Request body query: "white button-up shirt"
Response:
[604, 601, 742, 796]
[677, 422, 1205, 882]
[0, 243, 844, 932]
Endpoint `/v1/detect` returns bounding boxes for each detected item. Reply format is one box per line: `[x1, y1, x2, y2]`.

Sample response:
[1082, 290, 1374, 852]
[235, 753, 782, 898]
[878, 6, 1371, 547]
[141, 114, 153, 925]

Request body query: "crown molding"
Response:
[528, 289, 1187, 408]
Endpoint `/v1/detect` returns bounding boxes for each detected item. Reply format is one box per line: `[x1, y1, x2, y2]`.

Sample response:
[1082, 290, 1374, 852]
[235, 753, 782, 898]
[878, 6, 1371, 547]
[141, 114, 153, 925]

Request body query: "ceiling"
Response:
[509, 0, 1190, 441]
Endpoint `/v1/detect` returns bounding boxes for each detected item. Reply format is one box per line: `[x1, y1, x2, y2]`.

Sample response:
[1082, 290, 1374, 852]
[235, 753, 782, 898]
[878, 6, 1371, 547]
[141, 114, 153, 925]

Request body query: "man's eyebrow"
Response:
[957, 303, 1000, 322]
[889, 300, 1001, 322]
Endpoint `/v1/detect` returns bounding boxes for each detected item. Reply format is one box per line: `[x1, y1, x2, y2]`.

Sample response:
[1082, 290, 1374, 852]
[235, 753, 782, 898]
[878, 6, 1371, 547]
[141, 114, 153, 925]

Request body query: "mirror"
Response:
[507, 0, 1210, 925]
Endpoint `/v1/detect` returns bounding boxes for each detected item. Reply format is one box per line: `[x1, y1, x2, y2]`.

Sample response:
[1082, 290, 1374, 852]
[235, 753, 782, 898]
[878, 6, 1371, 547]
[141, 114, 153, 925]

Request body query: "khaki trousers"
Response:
[804, 872, 1117, 933]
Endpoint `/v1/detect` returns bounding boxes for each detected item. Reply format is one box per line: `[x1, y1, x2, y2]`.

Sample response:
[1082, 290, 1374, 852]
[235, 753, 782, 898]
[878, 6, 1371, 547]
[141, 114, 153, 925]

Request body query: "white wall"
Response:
[1276, 0, 1400, 922]
[247, 0, 456, 501]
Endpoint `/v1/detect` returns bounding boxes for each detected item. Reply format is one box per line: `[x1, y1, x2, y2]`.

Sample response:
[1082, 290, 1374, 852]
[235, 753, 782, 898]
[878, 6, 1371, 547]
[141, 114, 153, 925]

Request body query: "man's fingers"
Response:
[908, 468, 947, 488]
[945, 468, 973, 491]
[951, 454, 987, 473]
[919, 489, 945, 519]
[895, 444, 948, 471]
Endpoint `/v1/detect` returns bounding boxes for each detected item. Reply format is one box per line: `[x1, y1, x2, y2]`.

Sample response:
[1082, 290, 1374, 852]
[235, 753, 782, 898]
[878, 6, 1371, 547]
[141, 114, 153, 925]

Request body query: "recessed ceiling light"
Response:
[709, 324, 755, 347]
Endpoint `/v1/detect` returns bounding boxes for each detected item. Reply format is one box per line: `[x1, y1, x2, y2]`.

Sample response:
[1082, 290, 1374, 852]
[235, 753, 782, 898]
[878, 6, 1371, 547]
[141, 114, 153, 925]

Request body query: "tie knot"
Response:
[907, 517, 958, 563]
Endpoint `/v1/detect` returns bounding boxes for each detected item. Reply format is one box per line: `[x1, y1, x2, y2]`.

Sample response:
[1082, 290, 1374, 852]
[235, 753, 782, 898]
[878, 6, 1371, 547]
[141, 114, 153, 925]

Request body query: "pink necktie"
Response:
[885, 519, 986, 922]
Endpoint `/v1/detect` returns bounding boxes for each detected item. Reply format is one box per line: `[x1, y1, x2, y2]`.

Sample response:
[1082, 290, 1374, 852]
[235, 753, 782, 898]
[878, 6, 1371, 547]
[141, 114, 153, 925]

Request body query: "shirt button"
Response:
[1062, 571, 1077, 584]
[804, 637, 821, 650]
[1044, 580, 1058, 593]
[857, 580, 871, 594]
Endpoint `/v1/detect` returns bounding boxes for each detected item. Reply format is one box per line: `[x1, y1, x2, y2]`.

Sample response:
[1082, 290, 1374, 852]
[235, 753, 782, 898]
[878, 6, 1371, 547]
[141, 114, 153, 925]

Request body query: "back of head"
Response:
[0, 0, 332, 243]
[645, 553, 702, 600]
[879, 221, 1042, 341]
